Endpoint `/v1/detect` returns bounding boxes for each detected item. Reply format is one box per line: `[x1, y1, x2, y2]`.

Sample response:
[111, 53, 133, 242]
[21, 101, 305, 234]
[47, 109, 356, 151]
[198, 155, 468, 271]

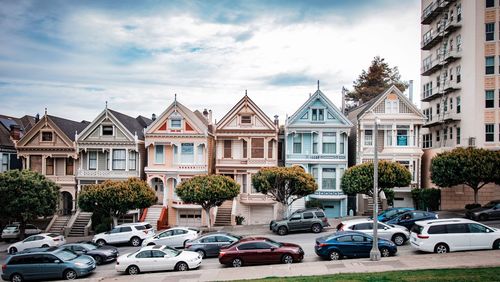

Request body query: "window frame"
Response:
[251, 138, 265, 159]
[155, 145, 164, 164]
[486, 22, 495, 41]
[129, 151, 136, 171]
[486, 90, 495, 108]
[112, 149, 126, 170]
[241, 115, 252, 124]
[485, 124, 495, 142]
[170, 119, 182, 129]
[292, 133, 302, 154]
[41, 131, 53, 142]
[102, 125, 113, 136]
[223, 140, 232, 159]
[364, 130, 373, 146]
[486, 56, 495, 75]
[88, 151, 97, 170]
[322, 132, 336, 154]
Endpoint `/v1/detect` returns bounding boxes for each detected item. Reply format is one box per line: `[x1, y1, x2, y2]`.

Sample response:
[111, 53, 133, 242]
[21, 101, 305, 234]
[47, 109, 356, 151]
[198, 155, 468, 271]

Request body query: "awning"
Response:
[172, 204, 202, 210]
[309, 194, 347, 200]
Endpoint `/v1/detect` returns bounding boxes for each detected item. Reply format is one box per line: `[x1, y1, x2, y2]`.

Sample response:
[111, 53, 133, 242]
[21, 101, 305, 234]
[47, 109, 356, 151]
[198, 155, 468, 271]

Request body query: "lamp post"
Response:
[370, 117, 381, 261]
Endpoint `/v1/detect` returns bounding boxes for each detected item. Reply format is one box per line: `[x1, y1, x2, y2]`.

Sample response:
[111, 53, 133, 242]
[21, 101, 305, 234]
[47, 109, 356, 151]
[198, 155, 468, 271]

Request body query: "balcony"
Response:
[46, 175, 76, 184]
[216, 159, 277, 167]
[421, 28, 445, 50]
[444, 18, 462, 33]
[443, 80, 461, 93]
[421, 88, 443, 102]
[443, 49, 461, 63]
[421, 59, 443, 76]
[77, 169, 140, 178]
[423, 112, 460, 128]
[285, 154, 346, 160]
[239, 193, 275, 205]
[421, 0, 446, 24]
[443, 112, 461, 122]
[423, 117, 443, 128]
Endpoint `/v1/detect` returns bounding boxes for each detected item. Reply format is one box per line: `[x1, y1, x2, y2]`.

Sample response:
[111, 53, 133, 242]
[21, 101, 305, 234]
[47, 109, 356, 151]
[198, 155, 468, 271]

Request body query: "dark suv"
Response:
[270, 208, 329, 235]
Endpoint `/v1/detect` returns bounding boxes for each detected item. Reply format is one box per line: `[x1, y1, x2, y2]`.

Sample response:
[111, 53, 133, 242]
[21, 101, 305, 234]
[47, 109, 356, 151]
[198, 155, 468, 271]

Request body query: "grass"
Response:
[234, 267, 500, 282]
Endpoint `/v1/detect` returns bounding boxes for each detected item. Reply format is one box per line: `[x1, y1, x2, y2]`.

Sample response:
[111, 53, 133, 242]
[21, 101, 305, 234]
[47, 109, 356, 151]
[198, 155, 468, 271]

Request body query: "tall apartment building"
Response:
[420, 0, 500, 209]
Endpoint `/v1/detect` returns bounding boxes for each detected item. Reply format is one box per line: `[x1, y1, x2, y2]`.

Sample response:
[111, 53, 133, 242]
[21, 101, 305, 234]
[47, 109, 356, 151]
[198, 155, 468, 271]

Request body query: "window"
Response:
[322, 168, 336, 190]
[66, 158, 74, 175]
[201, 236, 217, 243]
[46, 157, 54, 175]
[311, 109, 324, 121]
[181, 143, 194, 163]
[102, 125, 113, 136]
[303, 212, 314, 219]
[364, 130, 373, 146]
[242, 174, 247, 193]
[444, 99, 448, 112]
[436, 130, 441, 142]
[129, 151, 136, 170]
[457, 3, 462, 22]
[322, 132, 336, 154]
[422, 82, 432, 99]
[486, 0, 494, 8]
[89, 151, 97, 170]
[423, 133, 432, 148]
[456, 65, 461, 83]
[339, 134, 345, 154]
[311, 167, 318, 185]
[486, 124, 495, 142]
[170, 119, 181, 128]
[136, 251, 152, 259]
[242, 140, 247, 158]
[469, 223, 489, 233]
[449, 127, 453, 141]
[436, 103, 440, 115]
[112, 149, 126, 170]
[447, 224, 468, 234]
[223, 140, 232, 158]
[241, 115, 251, 124]
[397, 126, 409, 146]
[449, 97, 453, 110]
[456, 97, 461, 113]
[155, 145, 164, 164]
[428, 225, 447, 234]
[486, 56, 495, 74]
[486, 23, 495, 41]
[486, 90, 495, 108]
[312, 133, 318, 154]
[456, 127, 461, 144]
[385, 99, 399, 113]
[443, 127, 448, 141]
[251, 138, 264, 158]
[456, 34, 462, 51]
[267, 140, 273, 158]
[197, 144, 203, 163]
[41, 132, 53, 142]
[1, 154, 8, 171]
[293, 134, 301, 154]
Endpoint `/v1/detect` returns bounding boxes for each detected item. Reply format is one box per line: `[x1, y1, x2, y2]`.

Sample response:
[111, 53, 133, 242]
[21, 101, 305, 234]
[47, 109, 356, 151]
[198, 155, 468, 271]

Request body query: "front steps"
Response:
[214, 200, 233, 226]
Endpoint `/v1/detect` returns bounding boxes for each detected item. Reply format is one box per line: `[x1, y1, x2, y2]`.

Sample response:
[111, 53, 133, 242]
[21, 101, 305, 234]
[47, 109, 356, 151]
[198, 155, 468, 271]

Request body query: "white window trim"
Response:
[155, 145, 165, 164]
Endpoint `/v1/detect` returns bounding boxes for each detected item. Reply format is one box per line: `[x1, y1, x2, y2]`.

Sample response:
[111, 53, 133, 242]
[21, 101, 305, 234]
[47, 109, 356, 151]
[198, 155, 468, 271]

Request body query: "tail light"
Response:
[417, 234, 429, 239]
[2, 264, 6, 272]
[322, 218, 328, 223]
[318, 243, 327, 247]
[143, 231, 148, 234]
[219, 251, 226, 256]
[53, 238, 60, 241]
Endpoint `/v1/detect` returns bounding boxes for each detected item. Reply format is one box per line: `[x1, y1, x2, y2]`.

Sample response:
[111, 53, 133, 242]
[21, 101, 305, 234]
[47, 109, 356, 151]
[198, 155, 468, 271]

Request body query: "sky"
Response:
[0, 0, 421, 124]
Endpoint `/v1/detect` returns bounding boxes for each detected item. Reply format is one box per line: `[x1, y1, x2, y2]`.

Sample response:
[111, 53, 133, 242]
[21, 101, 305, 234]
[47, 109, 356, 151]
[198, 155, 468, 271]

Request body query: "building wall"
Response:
[440, 183, 500, 210]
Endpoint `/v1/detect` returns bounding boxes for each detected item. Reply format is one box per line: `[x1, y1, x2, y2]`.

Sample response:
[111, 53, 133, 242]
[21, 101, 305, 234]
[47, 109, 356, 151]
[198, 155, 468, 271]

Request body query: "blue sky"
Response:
[0, 0, 421, 123]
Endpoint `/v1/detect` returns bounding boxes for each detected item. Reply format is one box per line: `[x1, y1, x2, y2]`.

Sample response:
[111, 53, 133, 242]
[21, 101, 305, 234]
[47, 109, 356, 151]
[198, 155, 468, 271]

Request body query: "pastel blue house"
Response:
[285, 87, 353, 218]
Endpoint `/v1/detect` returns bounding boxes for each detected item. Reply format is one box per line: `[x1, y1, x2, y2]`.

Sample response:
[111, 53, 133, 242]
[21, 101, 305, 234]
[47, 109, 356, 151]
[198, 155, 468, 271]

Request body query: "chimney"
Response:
[151, 113, 156, 121]
[203, 109, 209, 119]
[408, 80, 414, 103]
[208, 110, 213, 123]
[35, 113, 40, 123]
[341, 87, 347, 114]
[274, 115, 279, 126]
[9, 124, 21, 140]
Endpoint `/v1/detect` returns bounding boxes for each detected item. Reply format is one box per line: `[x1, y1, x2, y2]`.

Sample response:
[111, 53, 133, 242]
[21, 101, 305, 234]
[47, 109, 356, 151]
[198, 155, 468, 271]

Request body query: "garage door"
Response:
[323, 201, 340, 218]
[177, 209, 202, 227]
[249, 206, 274, 225]
[393, 192, 413, 208]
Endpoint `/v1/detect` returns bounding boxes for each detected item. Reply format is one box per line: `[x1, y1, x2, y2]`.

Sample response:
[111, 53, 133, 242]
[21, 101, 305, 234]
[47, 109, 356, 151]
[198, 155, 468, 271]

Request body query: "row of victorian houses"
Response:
[0, 85, 427, 232]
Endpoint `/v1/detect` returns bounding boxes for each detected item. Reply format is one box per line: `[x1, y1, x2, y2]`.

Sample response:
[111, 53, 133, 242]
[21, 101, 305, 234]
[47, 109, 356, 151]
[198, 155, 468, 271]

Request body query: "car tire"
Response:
[127, 265, 140, 275]
[328, 250, 341, 261]
[311, 223, 322, 234]
[392, 234, 406, 246]
[282, 254, 293, 264]
[196, 249, 206, 258]
[380, 247, 390, 257]
[93, 255, 103, 265]
[10, 273, 23, 282]
[493, 239, 500, 250]
[9, 247, 17, 255]
[130, 236, 141, 247]
[41, 244, 49, 248]
[175, 261, 189, 271]
[479, 214, 488, 221]
[278, 226, 288, 236]
[231, 258, 243, 267]
[434, 243, 449, 254]
[63, 269, 77, 280]
[96, 239, 106, 247]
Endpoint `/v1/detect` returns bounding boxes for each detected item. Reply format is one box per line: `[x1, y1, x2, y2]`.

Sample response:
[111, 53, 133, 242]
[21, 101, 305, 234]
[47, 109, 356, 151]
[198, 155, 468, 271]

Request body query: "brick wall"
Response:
[440, 183, 500, 210]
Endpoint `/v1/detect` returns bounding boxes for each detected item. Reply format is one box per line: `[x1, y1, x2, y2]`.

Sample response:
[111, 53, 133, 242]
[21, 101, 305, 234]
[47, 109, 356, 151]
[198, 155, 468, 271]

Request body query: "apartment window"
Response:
[457, 3, 462, 22]
[486, 23, 495, 41]
[66, 158, 74, 175]
[339, 134, 345, 154]
[456, 127, 461, 144]
[486, 90, 495, 108]
[486, 56, 495, 74]
[242, 140, 247, 158]
[1, 154, 8, 171]
[322, 132, 336, 154]
[486, 0, 494, 8]
[311, 109, 324, 121]
[436, 130, 441, 142]
[267, 140, 273, 158]
[386, 130, 393, 146]
[444, 99, 448, 112]
[449, 97, 453, 110]
[46, 157, 54, 175]
[486, 124, 495, 142]
[170, 119, 181, 129]
[423, 82, 432, 99]
[293, 134, 301, 154]
[155, 145, 164, 164]
[223, 140, 232, 158]
[181, 143, 194, 163]
[397, 126, 409, 146]
[436, 103, 440, 115]
[423, 134, 432, 148]
[322, 168, 336, 190]
[251, 138, 264, 158]
[242, 174, 247, 193]
[456, 66, 461, 83]
[241, 115, 251, 124]
[41, 132, 53, 142]
[449, 127, 453, 141]
[102, 125, 113, 136]
[456, 34, 462, 51]
[112, 149, 126, 170]
[364, 130, 373, 146]
[312, 133, 318, 154]
[443, 127, 448, 141]
[129, 151, 136, 170]
[89, 151, 97, 170]
[457, 97, 461, 113]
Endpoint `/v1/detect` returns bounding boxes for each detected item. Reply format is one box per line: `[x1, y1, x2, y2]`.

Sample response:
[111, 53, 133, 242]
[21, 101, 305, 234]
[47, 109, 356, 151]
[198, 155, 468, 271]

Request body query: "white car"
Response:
[115, 245, 202, 275]
[1, 223, 41, 241]
[8, 233, 66, 254]
[337, 218, 410, 246]
[410, 218, 500, 253]
[92, 223, 154, 247]
[142, 227, 200, 248]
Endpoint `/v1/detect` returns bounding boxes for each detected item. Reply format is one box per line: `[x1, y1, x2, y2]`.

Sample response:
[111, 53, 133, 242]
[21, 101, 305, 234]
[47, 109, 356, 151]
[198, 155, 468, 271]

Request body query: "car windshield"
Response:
[55, 249, 78, 261]
[383, 209, 400, 218]
[81, 243, 98, 250]
[265, 239, 282, 248]
[483, 202, 497, 208]
[387, 211, 406, 220]
[4, 225, 18, 231]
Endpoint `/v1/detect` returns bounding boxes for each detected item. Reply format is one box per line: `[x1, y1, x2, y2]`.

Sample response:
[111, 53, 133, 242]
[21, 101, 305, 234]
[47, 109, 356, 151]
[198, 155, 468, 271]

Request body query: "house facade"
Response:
[0, 115, 35, 173]
[285, 88, 353, 218]
[347, 86, 426, 213]
[215, 94, 279, 225]
[144, 98, 214, 227]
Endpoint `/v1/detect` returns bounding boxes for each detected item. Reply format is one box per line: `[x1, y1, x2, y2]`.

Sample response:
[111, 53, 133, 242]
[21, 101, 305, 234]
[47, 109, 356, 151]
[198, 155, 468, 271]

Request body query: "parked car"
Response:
[218, 237, 304, 267]
[336, 219, 410, 246]
[92, 223, 154, 247]
[270, 208, 329, 235]
[377, 207, 415, 222]
[385, 210, 438, 229]
[8, 233, 66, 254]
[1, 223, 42, 242]
[410, 218, 500, 253]
[314, 231, 397, 260]
[141, 227, 200, 248]
[115, 245, 201, 275]
[60, 242, 119, 265]
[465, 200, 500, 221]
[1, 248, 96, 281]
[185, 232, 242, 258]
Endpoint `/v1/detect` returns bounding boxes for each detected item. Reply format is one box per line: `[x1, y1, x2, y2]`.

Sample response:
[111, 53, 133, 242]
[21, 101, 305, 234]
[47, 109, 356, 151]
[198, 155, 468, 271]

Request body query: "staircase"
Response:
[68, 212, 92, 237]
[364, 197, 383, 216]
[48, 215, 71, 235]
[143, 205, 163, 231]
[214, 200, 233, 226]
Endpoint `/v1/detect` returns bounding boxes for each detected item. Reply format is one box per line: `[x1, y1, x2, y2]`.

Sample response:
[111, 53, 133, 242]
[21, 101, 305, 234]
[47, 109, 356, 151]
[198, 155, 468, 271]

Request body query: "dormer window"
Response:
[311, 109, 324, 121]
[170, 119, 182, 128]
[385, 99, 399, 113]
[241, 115, 252, 124]
[41, 132, 53, 141]
[102, 125, 113, 136]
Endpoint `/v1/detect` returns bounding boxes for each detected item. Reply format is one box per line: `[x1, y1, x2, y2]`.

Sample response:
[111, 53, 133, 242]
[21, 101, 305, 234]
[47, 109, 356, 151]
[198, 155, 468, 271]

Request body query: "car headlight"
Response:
[74, 262, 88, 267]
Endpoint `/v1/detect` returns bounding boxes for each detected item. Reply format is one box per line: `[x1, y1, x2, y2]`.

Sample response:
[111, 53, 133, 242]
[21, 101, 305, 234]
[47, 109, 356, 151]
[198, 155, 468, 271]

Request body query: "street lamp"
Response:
[370, 117, 381, 261]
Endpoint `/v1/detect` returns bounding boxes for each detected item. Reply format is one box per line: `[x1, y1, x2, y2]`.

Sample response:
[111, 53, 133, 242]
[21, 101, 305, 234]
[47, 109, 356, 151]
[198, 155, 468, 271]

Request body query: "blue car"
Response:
[385, 210, 438, 229]
[1, 248, 96, 281]
[314, 231, 397, 260]
[377, 207, 415, 222]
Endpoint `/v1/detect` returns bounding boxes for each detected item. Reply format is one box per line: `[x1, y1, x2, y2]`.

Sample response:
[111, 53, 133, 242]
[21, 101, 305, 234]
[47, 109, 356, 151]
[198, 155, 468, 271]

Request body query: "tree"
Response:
[251, 166, 318, 218]
[175, 175, 240, 228]
[78, 178, 157, 227]
[431, 147, 500, 204]
[0, 170, 59, 239]
[346, 56, 408, 105]
[341, 161, 411, 197]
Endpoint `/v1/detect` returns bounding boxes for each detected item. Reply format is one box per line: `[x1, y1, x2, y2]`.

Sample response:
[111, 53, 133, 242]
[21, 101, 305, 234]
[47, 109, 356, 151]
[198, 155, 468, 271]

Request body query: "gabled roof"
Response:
[48, 115, 90, 141]
[146, 99, 209, 135]
[0, 114, 35, 149]
[108, 109, 152, 140]
[216, 94, 277, 131]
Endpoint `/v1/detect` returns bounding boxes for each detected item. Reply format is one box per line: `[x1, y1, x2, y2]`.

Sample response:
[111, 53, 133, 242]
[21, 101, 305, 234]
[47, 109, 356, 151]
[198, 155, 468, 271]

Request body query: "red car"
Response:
[218, 237, 304, 267]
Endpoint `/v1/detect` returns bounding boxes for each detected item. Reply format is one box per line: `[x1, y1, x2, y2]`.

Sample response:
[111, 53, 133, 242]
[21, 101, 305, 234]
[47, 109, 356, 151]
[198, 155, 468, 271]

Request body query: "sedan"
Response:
[8, 233, 66, 254]
[142, 227, 200, 248]
[315, 231, 397, 260]
[185, 232, 242, 258]
[466, 200, 500, 221]
[385, 210, 438, 230]
[115, 245, 202, 275]
[61, 242, 119, 265]
[337, 219, 410, 246]
[1, 223, 42, 242]
[377, 207, 414, 222]
[218, 237, 304, 267]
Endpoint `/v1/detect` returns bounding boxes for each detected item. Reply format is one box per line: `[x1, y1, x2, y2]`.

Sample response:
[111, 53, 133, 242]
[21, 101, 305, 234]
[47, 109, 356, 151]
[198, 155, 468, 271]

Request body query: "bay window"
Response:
[322, 132, 336, 154]
[89, 151, 97, 170]
[293, 134, 301, 154]
[129, 151, 136, 170]
[112, 149, 126, 170]
[251, 138, 264, 158]
[155, 145, 164, 164]
[322, 168, 336, 190]
[181, 143, 194, 163]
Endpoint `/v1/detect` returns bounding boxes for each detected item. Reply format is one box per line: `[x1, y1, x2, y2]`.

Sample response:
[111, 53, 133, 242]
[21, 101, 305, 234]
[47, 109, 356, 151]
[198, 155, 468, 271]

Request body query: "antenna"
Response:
[105, 101, 108, 109]
[317, 80, 320, 90]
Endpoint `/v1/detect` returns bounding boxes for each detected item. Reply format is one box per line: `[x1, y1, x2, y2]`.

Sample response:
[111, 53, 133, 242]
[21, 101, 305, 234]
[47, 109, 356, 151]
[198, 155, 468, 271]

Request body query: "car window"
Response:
[26, 224, 37, 229]
[238, 243, 258, 250]
[41, 254, 58, 263]
[72, 245, 84, 252]
[23, 236, 35, 242]
[159, 230, 173, 238]
[151, 250, 165, 258]
[201, 236, 217, 243]
[411, 225, 424, 234]
[216, 236, 233, 243]
[173, 229, 188, 235]
[110, 228, 121, 234]
[446, 224, 468, 234]
[336, 236, 352, 242]
[290, 214, 302, 221]
[468, 223, 489, 233]
[303, 212, 314, 219]
[136, 251, 152, 258]
[120, 227, 132, 232]
[401, 213, 413, 220]
[314, 211, 325, 218]
[495, 204, 500, 209]
[135, 225, 146, 230]
[163, 247, 181, 257]
[428, 225, 447, 234]
[32, 235, 44, 241]
[352, 235, 365, 242]
[253, 242, 272, 249]
[353, 223, 372, 230]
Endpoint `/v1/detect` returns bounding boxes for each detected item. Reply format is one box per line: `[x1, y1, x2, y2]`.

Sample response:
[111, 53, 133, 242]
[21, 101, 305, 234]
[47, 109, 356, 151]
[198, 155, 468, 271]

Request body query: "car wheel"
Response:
[493, 239, 500, 250]
[10, 273, 23, 282]
[329, 250, 340, 261]
[130, 236, 141, 247]
[96, 239, 106, 247]
[311, 223, 322, 233]
[175, 262, 189, 271]
[63, 269, 77, 280]
[127, 265, 140, 275]
[380, 247, 390, 257]
[41, 244, 49, 248]
[479, 214, 488, 221]
[231, 258, 243, 267]
[9, 247, 17, 255]
[434, 243, 449, 254]
[278, 226, 288, 236]
[93, 255, 103, 265]
[196, 249, 206, 258]
[392, 234, 406, 246]
[282, 254, 293, 264]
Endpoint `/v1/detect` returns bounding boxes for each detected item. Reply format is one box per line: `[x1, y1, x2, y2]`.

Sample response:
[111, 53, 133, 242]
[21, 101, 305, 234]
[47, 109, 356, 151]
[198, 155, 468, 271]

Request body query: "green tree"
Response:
[175, 175, 240, 228]
[0, 170, 59, 239]
[78, 178, 157, 227]
[341, 161, 411, 197]
[346, 56, 408, 105]
[251, 166, 317, 218]
[431, 147, 500, 204]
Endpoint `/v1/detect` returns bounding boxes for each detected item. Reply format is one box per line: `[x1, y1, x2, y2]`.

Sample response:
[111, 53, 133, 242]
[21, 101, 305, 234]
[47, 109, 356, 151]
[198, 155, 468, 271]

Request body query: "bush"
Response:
[305, 198, 323, 209]
[94, 223, 110, 234]
[412, 188, 441, 211]
[465, 203, 481, 210]
[383, 188, 395, 207]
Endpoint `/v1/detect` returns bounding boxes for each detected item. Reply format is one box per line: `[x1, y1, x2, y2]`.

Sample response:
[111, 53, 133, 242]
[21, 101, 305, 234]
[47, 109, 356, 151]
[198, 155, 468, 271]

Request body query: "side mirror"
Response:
[270, 247, 276, 251]
[54, 260, 61, 264]
[383, 227, 389, 230]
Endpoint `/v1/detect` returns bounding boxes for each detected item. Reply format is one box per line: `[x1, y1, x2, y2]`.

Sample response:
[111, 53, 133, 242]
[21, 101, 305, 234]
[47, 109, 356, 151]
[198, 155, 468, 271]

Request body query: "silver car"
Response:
[1, 223, 41, 241]
[336, 218, 410, 246]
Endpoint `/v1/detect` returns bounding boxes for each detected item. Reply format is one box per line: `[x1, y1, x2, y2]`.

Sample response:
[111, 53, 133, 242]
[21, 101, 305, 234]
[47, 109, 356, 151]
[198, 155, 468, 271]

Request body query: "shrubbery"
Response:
[412, 188, 440, 211]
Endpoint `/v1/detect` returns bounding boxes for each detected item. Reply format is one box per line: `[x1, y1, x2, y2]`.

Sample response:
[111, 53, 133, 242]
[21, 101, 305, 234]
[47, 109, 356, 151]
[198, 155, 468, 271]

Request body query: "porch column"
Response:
[163, 177, 168, 207]
[125, 149, 129, 171]
[109, 148, 113, 171]
[41, 155, 47, 175]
